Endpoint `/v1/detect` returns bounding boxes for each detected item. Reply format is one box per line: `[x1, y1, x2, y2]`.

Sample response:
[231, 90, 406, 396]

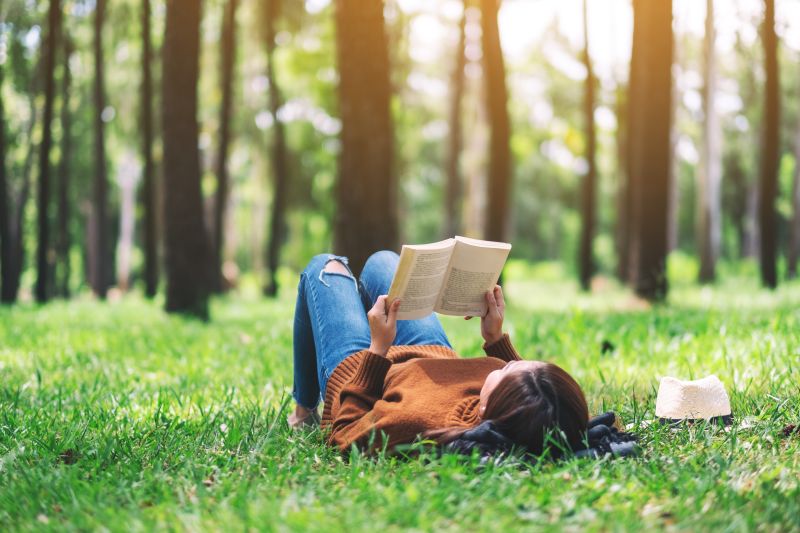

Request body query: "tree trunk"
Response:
[627, 0, 672, 301]
[667, 33, 681, 253]
[614, 84, 629, 282]
[444, 4, 466, 237]
[141, 0, 158, 297]
[759, 0, 780, 289]
[57, 35, 73, 298]
[697, 0, 722, 283]
[578, 0, 596, 291]
[264, 0, 289, 297]
[333, 0, 397, 275]
[162, 0, 210, 318]
[787, 96, 800, 278]
[622, 0, 642, 286]
[116, 154, 137, 291]
[480, 0, 511, 244]
[35, 0, 62, 303]
[4, 92, 38, 303]
[0, 59, 10, 303]
[91, 0, 109, 298]
[213, 0, 238, 293]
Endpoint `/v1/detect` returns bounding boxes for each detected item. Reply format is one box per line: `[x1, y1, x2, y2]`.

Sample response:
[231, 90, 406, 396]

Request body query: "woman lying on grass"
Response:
[289, 251, 590, 457]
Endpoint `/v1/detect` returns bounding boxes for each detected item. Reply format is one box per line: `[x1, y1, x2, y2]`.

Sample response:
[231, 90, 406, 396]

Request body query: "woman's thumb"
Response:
[371, 295, 387, 314]
[387, 298, 401, 321]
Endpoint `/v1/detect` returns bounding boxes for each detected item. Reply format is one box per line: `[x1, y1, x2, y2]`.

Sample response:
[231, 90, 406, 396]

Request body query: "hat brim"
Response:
[657, 414, 733, 426]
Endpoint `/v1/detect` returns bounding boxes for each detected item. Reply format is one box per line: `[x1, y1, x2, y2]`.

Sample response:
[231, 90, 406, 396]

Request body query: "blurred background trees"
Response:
[0, 0, 799, 318]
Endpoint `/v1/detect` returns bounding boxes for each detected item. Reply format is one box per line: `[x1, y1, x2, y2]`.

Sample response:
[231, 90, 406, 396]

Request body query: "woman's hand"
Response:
[465, 285, 505, 345]
[367, 295, 400, 356]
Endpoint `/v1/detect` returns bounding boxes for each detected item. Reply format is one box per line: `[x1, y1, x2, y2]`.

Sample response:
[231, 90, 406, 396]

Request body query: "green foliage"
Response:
[1, 276, 799, 530]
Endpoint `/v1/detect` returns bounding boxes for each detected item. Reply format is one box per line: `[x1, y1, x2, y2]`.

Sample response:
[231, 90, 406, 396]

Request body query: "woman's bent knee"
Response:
[304, 254, 358, 289]
[323, 259, 350, 275]
[364, 250, 399, 271]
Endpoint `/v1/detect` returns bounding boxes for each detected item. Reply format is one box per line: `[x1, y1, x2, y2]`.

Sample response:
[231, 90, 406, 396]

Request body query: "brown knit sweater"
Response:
[321, 334, 522, 453]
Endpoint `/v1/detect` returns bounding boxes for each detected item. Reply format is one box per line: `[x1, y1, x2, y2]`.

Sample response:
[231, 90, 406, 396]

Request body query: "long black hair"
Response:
[426, 362, 589, 456]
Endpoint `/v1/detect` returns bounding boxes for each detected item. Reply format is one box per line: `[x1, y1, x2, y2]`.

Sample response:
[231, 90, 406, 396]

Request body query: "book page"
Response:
[434, 236, 511, 317]
[387, 239, 455, 320]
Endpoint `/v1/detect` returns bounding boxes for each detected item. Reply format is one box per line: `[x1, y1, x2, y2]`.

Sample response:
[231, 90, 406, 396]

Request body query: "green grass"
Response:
[1, 273, 799, 531]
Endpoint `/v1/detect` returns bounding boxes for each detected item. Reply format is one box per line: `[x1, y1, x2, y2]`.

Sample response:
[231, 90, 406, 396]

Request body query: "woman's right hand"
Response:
[465, 285, 505, 345]
[367, 295, 400, 356]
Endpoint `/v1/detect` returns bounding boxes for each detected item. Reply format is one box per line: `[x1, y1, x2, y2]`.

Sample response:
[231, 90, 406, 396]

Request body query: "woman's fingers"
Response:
[370, 295, 400, 322]
[485, 288, 498, 316]
[387, 298, 400, 322]
[494, 285, 505, 311]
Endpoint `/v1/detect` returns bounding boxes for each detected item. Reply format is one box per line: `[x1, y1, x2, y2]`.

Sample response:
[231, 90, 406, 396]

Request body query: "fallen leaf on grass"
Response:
[58, 449, 79, 465]
[600, 339, 615, 355]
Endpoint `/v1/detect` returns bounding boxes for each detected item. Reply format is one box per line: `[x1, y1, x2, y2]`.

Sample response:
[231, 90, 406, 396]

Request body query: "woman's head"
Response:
[476, 360, 589, 456]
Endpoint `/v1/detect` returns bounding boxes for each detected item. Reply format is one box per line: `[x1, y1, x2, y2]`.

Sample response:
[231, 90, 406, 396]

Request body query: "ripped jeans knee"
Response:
[317, 254, 359, 290]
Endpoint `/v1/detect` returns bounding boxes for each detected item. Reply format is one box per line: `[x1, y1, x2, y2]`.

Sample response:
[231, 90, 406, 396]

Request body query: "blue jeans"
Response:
[292, 250, 452, 409]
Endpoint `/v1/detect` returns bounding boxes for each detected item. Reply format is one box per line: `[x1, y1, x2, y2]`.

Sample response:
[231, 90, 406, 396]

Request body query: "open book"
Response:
[387, 236, 512, 320]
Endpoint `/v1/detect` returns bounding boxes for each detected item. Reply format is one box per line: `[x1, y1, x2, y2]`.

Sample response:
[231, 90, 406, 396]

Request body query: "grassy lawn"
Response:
[1, 273, 799, 531]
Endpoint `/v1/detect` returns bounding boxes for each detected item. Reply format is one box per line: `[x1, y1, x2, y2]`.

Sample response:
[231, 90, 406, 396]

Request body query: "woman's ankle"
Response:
[294, 403, 314, 418]
[288, 403, 320, 430]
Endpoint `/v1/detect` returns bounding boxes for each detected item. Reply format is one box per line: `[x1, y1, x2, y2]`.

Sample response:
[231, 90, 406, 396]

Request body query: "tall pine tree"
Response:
[35, 0, 62, 302]
[627, 0, 672, 301]
[758, 0, 780, 289]
[480, 0, 511, 245]
[162, 0, 210, 318]
[333, 0, 396, 274]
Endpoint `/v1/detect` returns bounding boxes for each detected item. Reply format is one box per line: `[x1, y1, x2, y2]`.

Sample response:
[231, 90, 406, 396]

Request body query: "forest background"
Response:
[2, 1, 800, 529]
[1, 0, 799, 314]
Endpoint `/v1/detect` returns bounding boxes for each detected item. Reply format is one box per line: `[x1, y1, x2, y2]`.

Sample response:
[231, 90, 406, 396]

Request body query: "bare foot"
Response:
[287, 404, 320, 429]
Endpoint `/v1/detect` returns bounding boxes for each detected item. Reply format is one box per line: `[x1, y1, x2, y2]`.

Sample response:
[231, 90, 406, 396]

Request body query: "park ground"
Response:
[1, 260, 799, 531]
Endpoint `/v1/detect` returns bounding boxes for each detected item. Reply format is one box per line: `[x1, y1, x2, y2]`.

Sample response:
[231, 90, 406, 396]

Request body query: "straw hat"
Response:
[655, 375, 733, 425]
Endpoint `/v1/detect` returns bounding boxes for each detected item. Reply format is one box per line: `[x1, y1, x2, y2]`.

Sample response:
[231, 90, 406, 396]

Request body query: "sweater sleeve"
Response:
[483, 333, 522, 362]
[327, 352, 394, 453]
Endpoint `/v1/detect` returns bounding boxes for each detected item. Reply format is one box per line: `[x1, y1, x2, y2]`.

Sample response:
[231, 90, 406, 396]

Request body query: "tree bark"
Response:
[578, 0, 596, 291]
[91, 0, 109, 298]
[264, 0, 289, 297]
[116, 155, 137, 291]
[141, 0, 158, 297]
[787, 93, 800, 278]
[480, 0, 511, 244]
[35, 0, 62, 303]
[57, 34, 73, 298]
[614, 83, 629, 281]
[622, 0, 642, 286]
[627, 0, 672, 301]
[213, 0, 238, 293]
[0, 58, 10, 302]
[697, 0, 722, 283]
[3, 90, 38, 303]
[759, 0, 780, 289]
[162, 0, 210, 318]
[444, 4, 466, 238]
[333, 0, 397, 275]
[667, 33, 681, 253]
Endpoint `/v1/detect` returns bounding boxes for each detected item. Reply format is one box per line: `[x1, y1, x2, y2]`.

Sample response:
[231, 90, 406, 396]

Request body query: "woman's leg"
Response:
[292, 254, 371, 413]
[359, 250, 452, 347]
